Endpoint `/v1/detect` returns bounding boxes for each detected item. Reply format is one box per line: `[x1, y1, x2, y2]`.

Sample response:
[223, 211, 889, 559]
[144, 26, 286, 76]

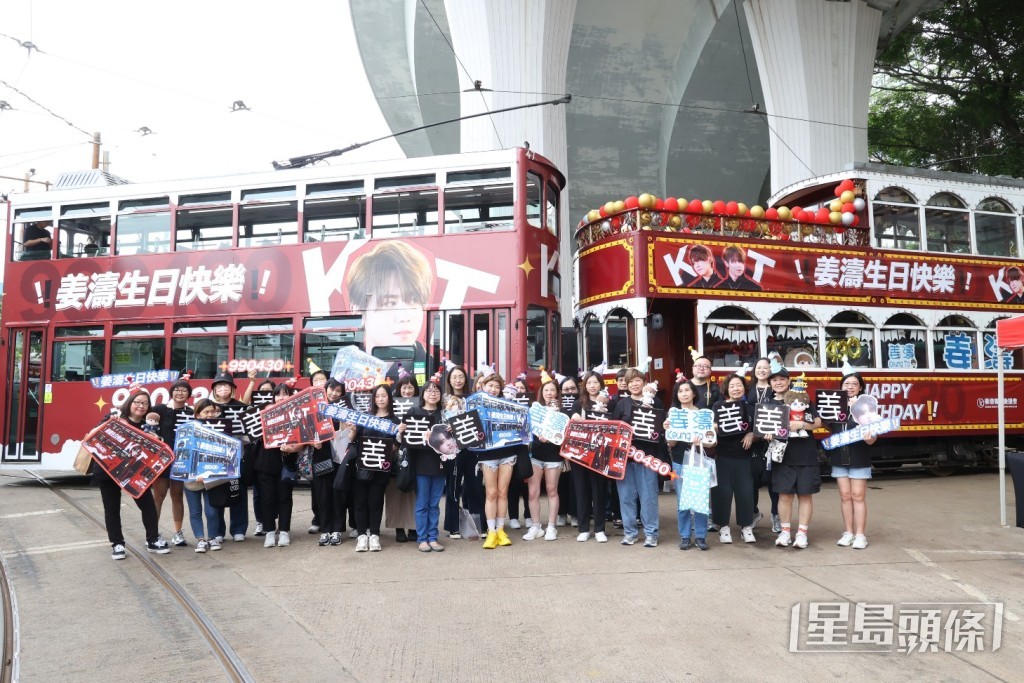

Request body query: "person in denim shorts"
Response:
[827, 372, 877, 550]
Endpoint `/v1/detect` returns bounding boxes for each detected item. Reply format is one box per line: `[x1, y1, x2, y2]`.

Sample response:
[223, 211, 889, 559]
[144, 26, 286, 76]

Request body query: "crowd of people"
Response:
[91, 357, 877, 560]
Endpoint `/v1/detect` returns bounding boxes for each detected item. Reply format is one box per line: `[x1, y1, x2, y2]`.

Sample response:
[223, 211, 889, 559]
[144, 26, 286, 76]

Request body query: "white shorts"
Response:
[479, 455, 517, 470]
[532, 458, 563, 470]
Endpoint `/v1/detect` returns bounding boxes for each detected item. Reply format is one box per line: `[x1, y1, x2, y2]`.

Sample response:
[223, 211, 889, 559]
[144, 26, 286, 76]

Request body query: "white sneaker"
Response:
[544, 525, 558, 541]
[837, 531, 855, 547]
[740, 526, 756, 543]
[369, 534, 382, 551]
[277, 531, 291, 547]
[509, 519, 522, 529]
[793, 531, 808, 549]
[232, 533, 245, 542]
[569, 516, 578, 528]
[556, 515, 566, 527]
[775, 530, 791, 547]
[195, 539, 209, 553]
[349, 529, 359, 538]
[111, 544, 126, 560]
[264, 532, 277, 548]
[852, 534, 868, 550]
[209, 537, 222, 551]
[576, 532, 590, 542]
[214, 536, 224, 544]
[308, 524, 320, 534]
[595, 531, 608, 543]
[171, 531, 188, 547]
[523, 525, 543, 541]
[356, 534, 369, 552]
[254, 522, 266, 536]
[719, 526, 733, 544]
[752, 512, 764, 528]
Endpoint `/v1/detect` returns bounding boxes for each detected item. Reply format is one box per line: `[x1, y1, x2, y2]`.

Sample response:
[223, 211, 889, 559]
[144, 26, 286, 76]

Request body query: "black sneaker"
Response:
[612, 519, 624, 529]
[111, 544, 126, 560]
[695, 537, 709, 551]
[318, 533, 330, 546]
[396, 529, 408, 543]
[146, 539, 171, 554]
[679, 538, 691, 550]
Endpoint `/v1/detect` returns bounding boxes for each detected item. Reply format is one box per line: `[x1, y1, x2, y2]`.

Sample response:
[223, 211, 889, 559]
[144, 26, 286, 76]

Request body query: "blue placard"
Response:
[665, 408, 716, 445]
[171, 420, 242, 483]
[528, 402, 570, 445]
[822, 417, 900, 450]
[91, 369, 180, 389]
[464, 391, 531, 450]
[318, 402, 400, 437]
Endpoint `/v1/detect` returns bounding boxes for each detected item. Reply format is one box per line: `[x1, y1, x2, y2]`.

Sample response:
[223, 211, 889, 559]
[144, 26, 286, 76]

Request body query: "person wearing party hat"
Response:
[764, 359, 822, 549]
[688, 347, 720, 409]
[826, 357, 877, 550]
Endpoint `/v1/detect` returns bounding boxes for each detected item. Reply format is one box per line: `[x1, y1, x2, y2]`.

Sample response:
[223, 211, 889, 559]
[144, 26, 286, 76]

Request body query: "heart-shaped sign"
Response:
[777, 428, 789, 438]
[838, 412, 847, 421]
[741, 422, 749, 430]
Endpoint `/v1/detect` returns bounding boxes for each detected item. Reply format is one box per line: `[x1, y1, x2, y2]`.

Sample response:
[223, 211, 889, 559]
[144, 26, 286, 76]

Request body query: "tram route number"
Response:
[220, 358, 291, 373]
[627, 445, 677, 479]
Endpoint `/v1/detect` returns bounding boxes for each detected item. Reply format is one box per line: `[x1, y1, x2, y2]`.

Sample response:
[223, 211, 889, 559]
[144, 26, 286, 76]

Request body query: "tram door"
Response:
[3, 327, 46, 463]
[428, 309, 509, 381]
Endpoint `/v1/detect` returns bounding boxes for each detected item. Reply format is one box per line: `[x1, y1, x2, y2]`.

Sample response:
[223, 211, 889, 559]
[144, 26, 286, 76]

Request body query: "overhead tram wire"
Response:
[271, 94, 571, 170]
[0, 79, 92, 138]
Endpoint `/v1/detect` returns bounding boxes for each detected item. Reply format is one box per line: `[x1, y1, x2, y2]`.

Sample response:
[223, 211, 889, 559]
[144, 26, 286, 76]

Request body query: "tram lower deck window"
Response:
[52, 338, 105, 382]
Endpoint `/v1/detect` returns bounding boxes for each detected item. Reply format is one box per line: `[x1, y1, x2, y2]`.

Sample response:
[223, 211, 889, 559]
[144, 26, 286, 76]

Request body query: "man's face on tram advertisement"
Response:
[346, 242, 433, 352]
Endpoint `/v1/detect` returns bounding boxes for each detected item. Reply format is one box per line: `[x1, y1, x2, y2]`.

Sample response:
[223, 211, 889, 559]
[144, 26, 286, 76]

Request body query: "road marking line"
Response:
[904, 548, 1020, 622]
[2, 539, 108, 557]
[0, 508, 64, 520]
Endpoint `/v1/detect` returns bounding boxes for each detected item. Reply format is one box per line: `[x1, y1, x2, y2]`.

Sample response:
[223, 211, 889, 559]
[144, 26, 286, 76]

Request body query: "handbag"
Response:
[395, 447, 416, 492]
[311, 444, 334, 478]
[458, 507, 481, 540]
[678, 444, 713, 515]
[514, 447, 534, 481]
[208, 478, 242, 508]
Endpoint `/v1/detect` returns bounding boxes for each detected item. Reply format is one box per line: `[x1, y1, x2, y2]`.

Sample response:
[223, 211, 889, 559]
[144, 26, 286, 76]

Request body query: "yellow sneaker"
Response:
[482, 531, 498, 549]
[496, 528, 512, 546]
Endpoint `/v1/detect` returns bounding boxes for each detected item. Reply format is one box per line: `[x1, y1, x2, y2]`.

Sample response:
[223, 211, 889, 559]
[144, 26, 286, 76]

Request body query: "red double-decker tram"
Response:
[573, 162, 1024, 473]
[2, 147, 565, 471]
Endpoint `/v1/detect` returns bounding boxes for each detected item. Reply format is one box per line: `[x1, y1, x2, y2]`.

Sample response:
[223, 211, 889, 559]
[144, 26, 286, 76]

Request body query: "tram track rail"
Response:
[24, 472, 253, 683]
[0, 554, 18, 683]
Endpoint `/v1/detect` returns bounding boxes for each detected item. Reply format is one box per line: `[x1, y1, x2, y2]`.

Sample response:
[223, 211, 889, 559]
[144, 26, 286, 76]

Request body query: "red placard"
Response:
[260, 387, 336, 447]
[559, 420, 633, 480]
[84, 418, 174, 498]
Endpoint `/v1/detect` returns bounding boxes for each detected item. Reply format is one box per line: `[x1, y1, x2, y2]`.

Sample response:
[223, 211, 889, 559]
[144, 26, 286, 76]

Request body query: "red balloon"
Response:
[713, 200, 727, 214]
[852, 215, 860, 226]
[834, 185, 843, 198]
[792, 209, 805, 222]
[599, 205, 608, 218]
[663, 197, 679, 212]
[611, 217, 622, 229]
[688, 199, 703, 213]
[765, 207, 779, 220]
[816, 207, 831, 223]
[625, 196, 639, 209]
[839, 179, 855, 192]
[726, 201, 738, 215]
[654, 198, 664, 211]
[841, 202, 855, 213]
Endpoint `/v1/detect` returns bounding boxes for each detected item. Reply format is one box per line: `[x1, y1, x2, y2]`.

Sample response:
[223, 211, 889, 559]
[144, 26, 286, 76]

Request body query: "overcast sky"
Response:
[0, 0, 403, 194]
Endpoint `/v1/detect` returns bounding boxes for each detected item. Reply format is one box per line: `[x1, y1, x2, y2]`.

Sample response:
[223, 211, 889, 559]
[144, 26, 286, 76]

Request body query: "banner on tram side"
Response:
[84, 418, 174, 498]
[261, 387, 336, 447]
[171, 420, 243, 484]
[635, 235, 1024, 309]
[559, 419, 632, 480]
[464, 392, 531, 450]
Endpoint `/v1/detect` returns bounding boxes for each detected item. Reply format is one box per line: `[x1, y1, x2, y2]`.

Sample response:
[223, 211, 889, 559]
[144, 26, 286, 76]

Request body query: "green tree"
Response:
[869, 0, 1024, 176]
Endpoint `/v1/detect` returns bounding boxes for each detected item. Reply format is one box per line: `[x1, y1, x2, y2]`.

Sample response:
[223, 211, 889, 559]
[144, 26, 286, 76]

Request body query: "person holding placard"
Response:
[254, 384, 303, 548]
[210, 372, 251, 542]
[443, 365, 482, 539]
[523, 377, 564, 542]
[569, 371, 611, 543]
[665, 379, 709, 550]
[92, 390, 168, 560]
[408, 378, 447, 551]
[557, 374, 579, 527]
[746, 357, 780, 533]
[153, 378, 194, 547]
[477, 373, 518, 549]
[185, 399, 230, 553]
[385, 375, 420, 544]
[711, 374, 757, 545]
[611, 368, 664, 547]
[829, 371, 876, 550]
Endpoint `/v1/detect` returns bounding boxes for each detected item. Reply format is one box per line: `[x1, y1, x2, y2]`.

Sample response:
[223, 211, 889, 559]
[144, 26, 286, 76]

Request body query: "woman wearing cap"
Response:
[151, 378, 194, 547]
[829, 371, 876, 549]
[92, 390, 169, 560]
[764, 365, 822, 549]
[210, 371, 251, 542]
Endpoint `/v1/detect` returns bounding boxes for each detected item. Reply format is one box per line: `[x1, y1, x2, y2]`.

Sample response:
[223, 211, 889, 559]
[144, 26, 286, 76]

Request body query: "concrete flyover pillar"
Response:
[744, 0, 882, 195]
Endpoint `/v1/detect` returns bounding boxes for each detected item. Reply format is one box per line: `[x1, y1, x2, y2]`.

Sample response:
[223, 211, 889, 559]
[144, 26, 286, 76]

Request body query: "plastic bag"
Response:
[458, 508, 481, 540]
[683, 444, 717, 488]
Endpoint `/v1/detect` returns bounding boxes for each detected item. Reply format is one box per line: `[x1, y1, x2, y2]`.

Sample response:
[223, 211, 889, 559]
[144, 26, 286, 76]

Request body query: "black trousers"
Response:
[558, 463, 576, 516]
[572, 466, 607, 534]
[711, 457, 755, 528]
[352, 475, 388, 536]
[607, 480, 621, 522]
[256, 472, 294, 532]
[311, 463, 350, 533]
[507, 472, 532, 521]
[750, 452, 780, 515]
[99, 477, 159, 545]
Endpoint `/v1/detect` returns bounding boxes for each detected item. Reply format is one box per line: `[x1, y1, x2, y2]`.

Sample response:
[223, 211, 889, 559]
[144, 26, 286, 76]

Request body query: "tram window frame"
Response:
[371, 188, 439, 238]
[584, 315, 603, 369]
[702, 306, 759, 368]
[233, 318, 295, 379]
[932, 315, 978, 371]
[170, 321, 229, 379]
[443, 180, 514, 234]
[526, 172, 542, 229]
[238, 201, 299, 248]
[58, 202, 111, 259]
[526, 305, 547, 369]
[110, 324, 166, 376]
[872, 186, 919, 251]
[52, 326, 105, 382]
[545, 181, 560, 237]
[974, 197, 1018, 258]
[986, 319, 1023, 370]
[924, 192, 970, 254]
[303, 194, 365, 243]
[824, 312, 875, 369]
[175, 193, 234, 252]
[300, 316, 364, 379]
[605, 309, 634, 369]
[115, 197, 172, 256]
[767, 309, 820, 369]
[880, 313, 929, 370]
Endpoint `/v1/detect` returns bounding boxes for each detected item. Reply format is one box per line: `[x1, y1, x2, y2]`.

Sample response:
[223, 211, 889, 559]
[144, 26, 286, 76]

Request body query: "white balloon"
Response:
[601, 220, 612, 232]
[853, 197, 866, 212]
[841, 212, 855, 226]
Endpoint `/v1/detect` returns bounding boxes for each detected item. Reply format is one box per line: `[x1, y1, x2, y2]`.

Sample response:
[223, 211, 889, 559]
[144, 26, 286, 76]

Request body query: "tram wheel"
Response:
[926, 465, 959, 477]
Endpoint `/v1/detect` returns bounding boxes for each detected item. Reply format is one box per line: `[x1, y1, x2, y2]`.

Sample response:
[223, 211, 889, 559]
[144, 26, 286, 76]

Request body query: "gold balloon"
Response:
[640, 211, 652, 224]
[613, 200, 626, 212]
[749, 205, 765, 219]
[638, 193, 655, 209]
[670, 215, 682, 227]
[840, 190, 855, 204]
[737, 202, 748, 216]
[604, 201, 616, 214]
[777, 206, 791, 220]
[677, 198, 687, 210]
[829, 199, 843, 213]
[701, 200, 714, 213]
[587, 209, 600, 222]
[829, 211, 842, 224]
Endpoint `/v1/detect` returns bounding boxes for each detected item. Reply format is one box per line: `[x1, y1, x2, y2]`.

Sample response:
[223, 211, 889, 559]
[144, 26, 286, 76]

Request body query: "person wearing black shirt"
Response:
[20, 221, 52, 259]
[829, 372, 877, 550]
[690, 356, 720, 409]
[210, 372, 252, 541]
[569, 371, 610, 543]
[711, 375, 757, 545]
[152, 378, 194, 547]
[408, 379, 447, 551]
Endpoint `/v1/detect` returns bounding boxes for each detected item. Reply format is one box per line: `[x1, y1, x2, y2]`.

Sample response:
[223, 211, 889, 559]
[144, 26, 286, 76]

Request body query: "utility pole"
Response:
[91, 131, 101, 169]
[0, 173, 51, 191]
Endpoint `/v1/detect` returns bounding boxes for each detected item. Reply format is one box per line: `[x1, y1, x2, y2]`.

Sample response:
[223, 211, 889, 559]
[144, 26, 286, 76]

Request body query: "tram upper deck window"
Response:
[526, 172, 542, 229]
[546, 182, 560, 237]
[933, 315, 978, 370]
[986, 319, 1023, 370]
[11, 207, 55, 262]
[825, 311, 874, 369]
[372, 175, 438, 238]
[304, 181, 365, 243]
[873, 187, 919, 250]
[115, 197, 171, 256]
[239, 188, 298, 248]
[975, 197, 1018, 257]
[444, 169, 513, 234]
[58, 202, 112, 259]
[702, 306, 759, 368]
[767, 309, 819, 368]
[925, 193, 970, 254]
[176, 192, 233, 252]
[52, 326, 105, 382]
[881, 313, 928, 370]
